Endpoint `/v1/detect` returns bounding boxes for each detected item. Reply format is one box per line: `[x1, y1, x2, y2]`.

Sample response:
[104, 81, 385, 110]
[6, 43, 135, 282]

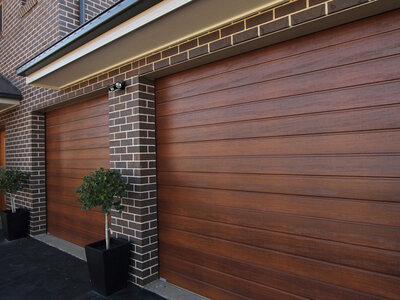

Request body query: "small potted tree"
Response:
[0, 168, 30, 241]
[76, 167, 130, 296]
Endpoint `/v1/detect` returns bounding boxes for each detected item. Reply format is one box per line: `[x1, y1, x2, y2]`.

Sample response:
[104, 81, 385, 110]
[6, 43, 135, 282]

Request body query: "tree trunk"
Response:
[105, 212, 110, 250]
[11, 196, 16, 213]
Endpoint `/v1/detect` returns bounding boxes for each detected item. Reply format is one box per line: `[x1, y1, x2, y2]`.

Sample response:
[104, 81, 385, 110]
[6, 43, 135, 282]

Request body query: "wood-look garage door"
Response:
[156, 10, 400, 300]
[46, 95, 110, 247]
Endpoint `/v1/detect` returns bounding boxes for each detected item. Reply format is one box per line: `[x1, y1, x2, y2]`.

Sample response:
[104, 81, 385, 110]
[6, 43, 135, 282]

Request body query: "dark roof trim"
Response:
[16, 0, 162, 77]
[0, 75, 22, 100]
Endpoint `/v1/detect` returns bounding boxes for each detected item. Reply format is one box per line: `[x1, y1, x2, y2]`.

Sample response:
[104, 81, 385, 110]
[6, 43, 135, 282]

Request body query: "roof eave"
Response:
[16, 0, 162, 77]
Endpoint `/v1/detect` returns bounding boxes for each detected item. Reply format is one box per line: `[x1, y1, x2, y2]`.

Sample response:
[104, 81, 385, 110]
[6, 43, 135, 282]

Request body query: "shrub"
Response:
[0, 169, 30, 213]
[76, 168, 128, 249]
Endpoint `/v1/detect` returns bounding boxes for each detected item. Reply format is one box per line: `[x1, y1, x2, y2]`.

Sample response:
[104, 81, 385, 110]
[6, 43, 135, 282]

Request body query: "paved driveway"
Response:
[0, 232, 165, 300]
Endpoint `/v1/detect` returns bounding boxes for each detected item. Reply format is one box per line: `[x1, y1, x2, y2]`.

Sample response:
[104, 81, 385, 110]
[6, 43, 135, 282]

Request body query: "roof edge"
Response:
[0, 75, 22, 100]
[16, 0, 162, 77]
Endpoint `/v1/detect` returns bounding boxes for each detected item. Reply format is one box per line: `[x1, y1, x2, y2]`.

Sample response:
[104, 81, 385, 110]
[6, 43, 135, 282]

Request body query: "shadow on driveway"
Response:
[0, 232, 165, 300]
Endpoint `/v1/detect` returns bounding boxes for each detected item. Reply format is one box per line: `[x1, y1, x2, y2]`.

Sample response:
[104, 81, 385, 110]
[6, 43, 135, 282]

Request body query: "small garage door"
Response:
[156, 10, 400, 299]
[46, 95, 110, 247]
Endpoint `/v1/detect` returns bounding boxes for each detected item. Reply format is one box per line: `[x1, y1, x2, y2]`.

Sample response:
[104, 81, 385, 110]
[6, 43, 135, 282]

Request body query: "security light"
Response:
[108, 80, 126, 91]
[115, 81, 126, 90]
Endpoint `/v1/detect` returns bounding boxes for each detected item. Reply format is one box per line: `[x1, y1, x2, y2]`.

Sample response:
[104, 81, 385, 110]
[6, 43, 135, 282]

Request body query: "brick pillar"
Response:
[108, 75, 158, 286]
[5, 111, 46, 236]
[28, 113, 47, 235]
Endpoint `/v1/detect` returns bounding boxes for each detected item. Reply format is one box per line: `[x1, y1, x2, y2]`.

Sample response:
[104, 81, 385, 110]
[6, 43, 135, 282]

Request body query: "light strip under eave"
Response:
[0, 98, 21, 105]
[26, 0, 193, 86]
[0, 98, 20, 113]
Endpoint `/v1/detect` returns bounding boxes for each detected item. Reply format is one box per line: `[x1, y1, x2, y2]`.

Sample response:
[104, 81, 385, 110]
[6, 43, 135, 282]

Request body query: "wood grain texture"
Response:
[156, 9, 400, 90]
[46, 95, 109, 246]
[156, 11, 400, 300]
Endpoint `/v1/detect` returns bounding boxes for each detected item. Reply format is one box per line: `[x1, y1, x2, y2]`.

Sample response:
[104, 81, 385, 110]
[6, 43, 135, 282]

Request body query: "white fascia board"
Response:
[0, 98, 20, 113]
[26, 0, 192, 85]
[0, 98, 20, 105]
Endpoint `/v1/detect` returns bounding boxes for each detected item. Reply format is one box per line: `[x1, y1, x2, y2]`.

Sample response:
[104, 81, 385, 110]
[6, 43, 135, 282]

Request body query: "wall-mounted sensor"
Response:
[108, 80, 126, 91]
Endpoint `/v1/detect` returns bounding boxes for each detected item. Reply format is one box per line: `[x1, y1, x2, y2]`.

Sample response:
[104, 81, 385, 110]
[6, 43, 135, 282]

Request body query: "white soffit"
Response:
[26, 0, 287, 89]
[0, 98, 20, 113]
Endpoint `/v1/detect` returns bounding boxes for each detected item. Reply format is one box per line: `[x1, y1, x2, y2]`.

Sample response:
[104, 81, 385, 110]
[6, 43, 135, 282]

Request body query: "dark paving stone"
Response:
[0, 231, 165, 300]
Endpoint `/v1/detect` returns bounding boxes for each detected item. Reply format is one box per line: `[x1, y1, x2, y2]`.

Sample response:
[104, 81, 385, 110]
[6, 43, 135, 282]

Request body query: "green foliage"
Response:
[76, 168, 127, 214]
[0, 169, 30, 195]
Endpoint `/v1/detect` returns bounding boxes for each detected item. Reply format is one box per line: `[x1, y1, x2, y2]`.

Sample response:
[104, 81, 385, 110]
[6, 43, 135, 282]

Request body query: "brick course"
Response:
[1, 0, 381, 287]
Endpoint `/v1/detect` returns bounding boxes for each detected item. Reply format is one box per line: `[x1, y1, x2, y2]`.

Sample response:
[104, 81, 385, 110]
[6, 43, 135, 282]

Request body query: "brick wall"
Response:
[58, 0, 119, 36]
[29, 0, 378, 285]
[85, 0, 119, 22]
[2, 0, 380, 286]
[58, 0, 80, 36]
[0, 0, 87, 234]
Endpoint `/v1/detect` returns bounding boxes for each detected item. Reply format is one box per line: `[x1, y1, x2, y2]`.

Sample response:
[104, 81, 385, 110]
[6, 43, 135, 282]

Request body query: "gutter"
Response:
[16, 0, 162, 77]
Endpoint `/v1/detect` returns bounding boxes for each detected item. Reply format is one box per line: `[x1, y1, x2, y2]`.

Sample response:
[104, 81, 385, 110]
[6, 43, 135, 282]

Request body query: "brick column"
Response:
[108, 75, 158, 286]
[4, 111, 47, 236]
[27, 113, 47, 235]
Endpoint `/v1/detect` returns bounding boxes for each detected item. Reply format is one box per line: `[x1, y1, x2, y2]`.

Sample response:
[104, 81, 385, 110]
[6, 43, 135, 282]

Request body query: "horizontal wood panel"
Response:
[159, 214, 400, 277]
[158, 155, 400, 178]
[47, 173, 99, 188]
[158, 105, 400, 143]
[46, 148, 109, 160]
[47, 168, 99, 179]
[46, 192, 102, 212]
[47, 203, 104, 228]
[158, 185, 400, 226]
[46, 100, 109, 126]
[162, 254, 302, 300]
[47, 185, 84, 199]
[158, 172, 400, 202]
[157, 55, 400, 116]
[46, 95, 109, 246]
[46, 95, 107, 116]
[46, 125, 109, 142]
[160, 268, 246, 300]
[47, 207, 105, 247]
[160, 228, 400, 299]
[157, 80, 400, 124]
[157, 30, 400, 102]
[158, 130, 400, 157]
[156, 11, 400, 299]
[46, 136, 109, 151]
[47, 220, 104, 247]
[46, 159, 110, 171]
[158, 197, 400, 251]
[156, 10, 400, 90]
[46, 114, 109, 135]
[160, 242, 382, 300]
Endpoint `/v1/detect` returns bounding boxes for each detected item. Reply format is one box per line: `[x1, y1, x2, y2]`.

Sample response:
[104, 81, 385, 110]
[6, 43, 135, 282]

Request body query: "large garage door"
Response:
[46, 95, 110, 247]
[156, 10, 400, 299]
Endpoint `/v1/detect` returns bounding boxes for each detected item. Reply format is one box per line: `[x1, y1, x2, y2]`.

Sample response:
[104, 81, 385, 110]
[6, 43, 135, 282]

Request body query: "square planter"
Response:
[85, 238, 130, 296]
[0, 209, 29, 241]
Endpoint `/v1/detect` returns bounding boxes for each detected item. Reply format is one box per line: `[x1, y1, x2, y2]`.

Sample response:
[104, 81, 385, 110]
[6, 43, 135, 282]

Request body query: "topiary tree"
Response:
[0, 169, 30, 213]
[76, 168, 128, 250]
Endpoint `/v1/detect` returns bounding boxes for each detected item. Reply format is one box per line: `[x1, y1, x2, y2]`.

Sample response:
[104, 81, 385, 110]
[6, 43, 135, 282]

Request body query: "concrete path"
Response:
[0, 232, 165, 300]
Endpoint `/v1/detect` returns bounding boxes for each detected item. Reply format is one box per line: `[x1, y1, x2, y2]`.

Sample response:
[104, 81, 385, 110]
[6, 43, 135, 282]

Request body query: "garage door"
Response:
[46, 95, 110, 247]
[156, 10, 400, 300]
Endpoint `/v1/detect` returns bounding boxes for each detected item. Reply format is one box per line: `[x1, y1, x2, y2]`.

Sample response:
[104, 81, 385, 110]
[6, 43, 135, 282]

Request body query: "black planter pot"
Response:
[0, 208, 29, 241]
[85, 238, 130, 296]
